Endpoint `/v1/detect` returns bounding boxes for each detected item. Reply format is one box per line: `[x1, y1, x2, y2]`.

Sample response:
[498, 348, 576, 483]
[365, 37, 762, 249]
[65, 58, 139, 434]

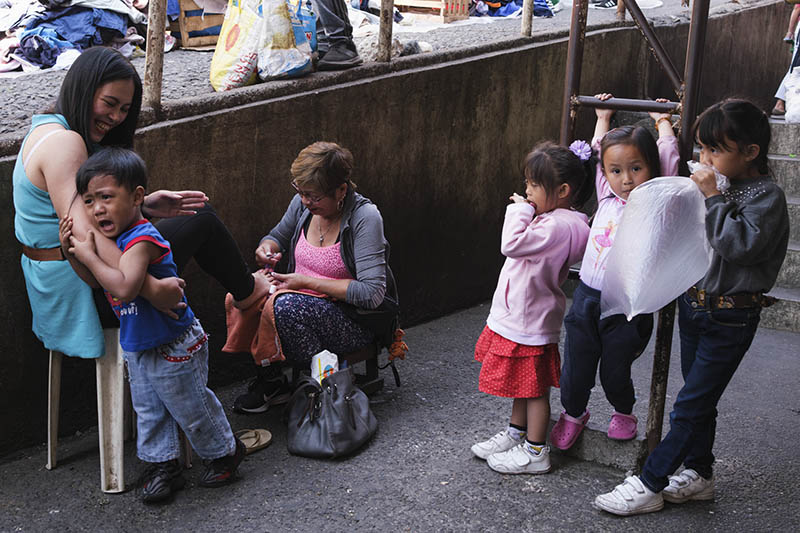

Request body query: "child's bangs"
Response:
[523, 151, 556, 192]
[695, 110, 735, 152]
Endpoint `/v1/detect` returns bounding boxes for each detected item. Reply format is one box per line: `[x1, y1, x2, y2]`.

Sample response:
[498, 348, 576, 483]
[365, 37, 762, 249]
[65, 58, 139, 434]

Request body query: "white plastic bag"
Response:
[600, 177, 712, 321]
[256, 0, 313, 80]
[785, 69, 800, 124]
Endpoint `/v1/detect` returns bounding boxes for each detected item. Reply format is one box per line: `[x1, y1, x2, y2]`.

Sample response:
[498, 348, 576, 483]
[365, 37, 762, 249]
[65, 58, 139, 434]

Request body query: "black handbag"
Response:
[286, 367, 378, 458]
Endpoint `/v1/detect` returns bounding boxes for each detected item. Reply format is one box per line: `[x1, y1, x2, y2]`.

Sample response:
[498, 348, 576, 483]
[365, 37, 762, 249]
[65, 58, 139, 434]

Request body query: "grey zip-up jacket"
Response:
[260, 189, 396, 310]
[697, 176, 789, 295]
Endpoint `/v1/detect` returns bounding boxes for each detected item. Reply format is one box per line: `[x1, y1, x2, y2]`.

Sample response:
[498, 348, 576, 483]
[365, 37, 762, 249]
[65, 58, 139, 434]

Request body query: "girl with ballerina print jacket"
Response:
[550, 93, 680, 450]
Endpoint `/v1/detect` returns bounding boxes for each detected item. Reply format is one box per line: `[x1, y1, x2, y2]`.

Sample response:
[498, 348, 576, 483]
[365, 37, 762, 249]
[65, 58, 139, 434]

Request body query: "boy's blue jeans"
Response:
[561, 281, 654, 418]
[640, 294, 760, 493]
[124, 320, 235, 463]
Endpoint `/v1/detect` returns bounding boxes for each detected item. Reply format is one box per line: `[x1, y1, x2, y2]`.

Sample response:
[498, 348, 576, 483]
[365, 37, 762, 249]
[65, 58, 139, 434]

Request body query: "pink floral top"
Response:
[294, 230, 353, 296]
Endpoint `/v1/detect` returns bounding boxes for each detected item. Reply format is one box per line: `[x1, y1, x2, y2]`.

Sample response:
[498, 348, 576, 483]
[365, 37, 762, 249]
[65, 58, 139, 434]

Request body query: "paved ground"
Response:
[0, 0, 770, 137]
[1, 302, 797, 532]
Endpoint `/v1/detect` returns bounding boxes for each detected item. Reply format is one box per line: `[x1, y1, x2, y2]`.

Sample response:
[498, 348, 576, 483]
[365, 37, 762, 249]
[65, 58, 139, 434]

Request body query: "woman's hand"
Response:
[143, 190, 209, 218]
[594, 93, 615, 121]
[266, 271, 307, 291]
[255, 241, 282, 267]
[690, 167, 721, 198]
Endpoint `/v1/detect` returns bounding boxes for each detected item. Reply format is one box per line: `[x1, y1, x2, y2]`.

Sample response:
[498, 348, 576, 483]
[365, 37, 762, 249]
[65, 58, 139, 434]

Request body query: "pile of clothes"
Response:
[0, 0, 148, 74]
[471, 0, 559, 18]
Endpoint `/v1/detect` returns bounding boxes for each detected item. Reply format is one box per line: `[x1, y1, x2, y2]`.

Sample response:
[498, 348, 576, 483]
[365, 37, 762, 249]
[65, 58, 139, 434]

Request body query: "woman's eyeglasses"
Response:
[291, 181, 325, 204]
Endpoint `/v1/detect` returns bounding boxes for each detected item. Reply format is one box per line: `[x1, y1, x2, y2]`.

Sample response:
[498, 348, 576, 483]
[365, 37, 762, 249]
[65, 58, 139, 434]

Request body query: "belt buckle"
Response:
[719, 297, 733, 309]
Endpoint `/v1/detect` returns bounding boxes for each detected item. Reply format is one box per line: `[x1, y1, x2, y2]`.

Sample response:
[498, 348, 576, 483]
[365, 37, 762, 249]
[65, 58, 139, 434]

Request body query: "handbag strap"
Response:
[295, 376, 322, 428]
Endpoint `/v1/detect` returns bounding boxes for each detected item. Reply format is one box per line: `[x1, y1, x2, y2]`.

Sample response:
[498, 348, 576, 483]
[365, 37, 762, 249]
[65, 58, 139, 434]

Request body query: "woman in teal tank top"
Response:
[14, 47, 267, 359]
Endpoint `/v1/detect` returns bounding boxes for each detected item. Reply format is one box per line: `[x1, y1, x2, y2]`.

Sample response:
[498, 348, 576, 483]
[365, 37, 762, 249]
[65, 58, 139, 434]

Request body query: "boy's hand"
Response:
[151, 277, 187, 319]
[690, 167, 721, 198]
[143, 190, 209, 218]
[58, 215, 74, 257]
[595, 93, 615, 121]
[69, 230, 98, 264]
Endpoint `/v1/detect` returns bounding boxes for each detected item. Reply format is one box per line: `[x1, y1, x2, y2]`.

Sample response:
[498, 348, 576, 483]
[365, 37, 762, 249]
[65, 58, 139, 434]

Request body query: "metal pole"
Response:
[378, 0, 396, 63]
[644, 0, 710, 457]
[521, 0, 533, 37]
[680, 0, 711, 162]
[559, 0, 589, 146]
[144, 0, 167, 110]
[624, 0, 683, 96]
[616, 0, 625, 21]
[575, 96, 680, 114]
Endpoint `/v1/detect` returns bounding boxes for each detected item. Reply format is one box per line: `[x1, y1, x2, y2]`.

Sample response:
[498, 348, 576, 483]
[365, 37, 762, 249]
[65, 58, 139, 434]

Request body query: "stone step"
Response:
[768, 118, 800, 156]
[789, 197, 800, 243]
[776, 241, 800, 289]
[770, 155, 800, 197]
[763, 286, 800, 333]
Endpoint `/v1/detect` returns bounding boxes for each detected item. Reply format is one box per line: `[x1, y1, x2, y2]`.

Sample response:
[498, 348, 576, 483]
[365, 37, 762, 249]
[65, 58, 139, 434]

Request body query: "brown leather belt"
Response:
[686, 286, 775, 310]
[22, 245, 65, 261]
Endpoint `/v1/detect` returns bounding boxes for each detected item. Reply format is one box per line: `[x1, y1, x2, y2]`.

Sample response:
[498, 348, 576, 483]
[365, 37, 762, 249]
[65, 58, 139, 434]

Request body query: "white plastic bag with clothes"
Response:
[784, 69, 800, 124]
[600, 177, 713, 321]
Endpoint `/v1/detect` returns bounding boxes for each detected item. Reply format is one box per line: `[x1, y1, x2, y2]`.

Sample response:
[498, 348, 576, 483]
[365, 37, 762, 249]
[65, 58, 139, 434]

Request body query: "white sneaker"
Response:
[595, 476, 664, 516]
[486, 443, 551, 474]
[662, 468, 715, 503]
[471, 430, 523, 460]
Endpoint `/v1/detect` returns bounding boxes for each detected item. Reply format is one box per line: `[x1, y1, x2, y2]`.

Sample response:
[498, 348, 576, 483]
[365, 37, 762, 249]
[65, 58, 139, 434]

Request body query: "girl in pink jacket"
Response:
[472, 141, 593, 475]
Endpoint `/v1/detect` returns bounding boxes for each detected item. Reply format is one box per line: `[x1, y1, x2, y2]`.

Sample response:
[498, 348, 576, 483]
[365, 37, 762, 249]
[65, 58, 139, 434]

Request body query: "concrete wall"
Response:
[0, 2, 787, 457]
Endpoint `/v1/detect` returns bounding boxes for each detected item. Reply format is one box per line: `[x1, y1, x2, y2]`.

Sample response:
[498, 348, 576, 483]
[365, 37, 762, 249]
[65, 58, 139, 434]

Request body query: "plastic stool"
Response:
[46, 328, 133, 493]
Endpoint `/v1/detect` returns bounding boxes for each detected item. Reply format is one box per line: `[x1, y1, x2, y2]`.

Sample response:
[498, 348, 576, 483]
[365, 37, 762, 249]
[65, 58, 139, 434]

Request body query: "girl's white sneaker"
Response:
[595, 476, 664, 516]
[486, 443, 551, 474]
[471, 430, 523, 460]
[662, 469, 715, 503]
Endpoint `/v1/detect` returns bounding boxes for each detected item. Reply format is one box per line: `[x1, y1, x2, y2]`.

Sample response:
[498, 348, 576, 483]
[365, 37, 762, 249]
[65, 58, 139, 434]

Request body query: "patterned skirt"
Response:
[474, 325, 560, 398]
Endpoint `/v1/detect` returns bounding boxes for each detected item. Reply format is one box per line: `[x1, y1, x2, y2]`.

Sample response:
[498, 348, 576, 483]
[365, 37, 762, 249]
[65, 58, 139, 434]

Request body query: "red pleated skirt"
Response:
[474, 325, 561, 398]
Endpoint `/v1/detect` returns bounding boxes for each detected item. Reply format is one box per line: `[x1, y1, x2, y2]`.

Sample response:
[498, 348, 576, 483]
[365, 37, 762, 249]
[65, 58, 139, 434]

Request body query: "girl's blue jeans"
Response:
[124, 319, 235, 463]
[560, 281, 654, 418]
[640, 293, 760, 493]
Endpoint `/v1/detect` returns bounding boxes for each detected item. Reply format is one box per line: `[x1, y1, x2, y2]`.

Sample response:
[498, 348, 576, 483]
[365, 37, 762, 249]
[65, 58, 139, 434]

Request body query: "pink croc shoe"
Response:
[608, 412, 637, 441]
[550, 410, 590, 450]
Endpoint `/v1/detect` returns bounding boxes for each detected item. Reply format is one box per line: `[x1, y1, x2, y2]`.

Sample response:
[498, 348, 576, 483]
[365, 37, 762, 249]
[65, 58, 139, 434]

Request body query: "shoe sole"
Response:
[317, 58, 364, 71]
[232, 392, 291, 414]
[486, 457, 551, 475]
[662, 490, 714, 504]
[594, 498, 664, 516]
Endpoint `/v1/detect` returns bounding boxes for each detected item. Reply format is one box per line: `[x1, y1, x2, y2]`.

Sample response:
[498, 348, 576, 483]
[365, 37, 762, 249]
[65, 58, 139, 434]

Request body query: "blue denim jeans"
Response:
[124, 319, 235, 463]
[560, 281, 654, 418]
[640, 294, 761, 492]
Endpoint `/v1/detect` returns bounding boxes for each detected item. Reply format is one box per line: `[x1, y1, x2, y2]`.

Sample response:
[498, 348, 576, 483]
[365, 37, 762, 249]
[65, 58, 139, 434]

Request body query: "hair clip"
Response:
[569, 140, 592, 161]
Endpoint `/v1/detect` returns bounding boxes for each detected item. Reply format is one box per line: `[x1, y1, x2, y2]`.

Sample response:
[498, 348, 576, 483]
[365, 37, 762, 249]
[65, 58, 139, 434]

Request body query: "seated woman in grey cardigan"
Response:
[232, 141, 399, 413]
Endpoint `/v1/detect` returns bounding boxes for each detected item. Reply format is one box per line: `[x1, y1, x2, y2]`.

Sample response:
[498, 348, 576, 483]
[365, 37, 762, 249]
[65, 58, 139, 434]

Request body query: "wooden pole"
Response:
[144, 0, 167, 110]
[521, 0, 533, 37]
[378, 0, 396, 63]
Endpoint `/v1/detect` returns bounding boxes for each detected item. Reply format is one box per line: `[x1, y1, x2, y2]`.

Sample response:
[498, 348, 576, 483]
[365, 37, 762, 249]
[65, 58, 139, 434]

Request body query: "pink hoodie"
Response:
[487, 203, 590, 346]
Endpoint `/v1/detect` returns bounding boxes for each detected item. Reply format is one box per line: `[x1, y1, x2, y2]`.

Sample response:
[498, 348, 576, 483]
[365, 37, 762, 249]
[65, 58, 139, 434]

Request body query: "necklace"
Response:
[317, 215, 339, 246]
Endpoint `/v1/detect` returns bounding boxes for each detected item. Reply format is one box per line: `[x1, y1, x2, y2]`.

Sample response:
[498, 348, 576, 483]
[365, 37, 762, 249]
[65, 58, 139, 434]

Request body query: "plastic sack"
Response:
[785, 70, 800, 123]
[210, 0, 264, 91]
[256, 0, 314, 81]
[600, 177, 713, 321]
[686, 160, 730, 193]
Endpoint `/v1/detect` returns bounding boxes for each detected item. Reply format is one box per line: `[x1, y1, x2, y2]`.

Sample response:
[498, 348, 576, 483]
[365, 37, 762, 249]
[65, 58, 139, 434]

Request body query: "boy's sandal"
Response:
[235, 428, 273, 455]
[772, 105, 786, 117]
[607, 412, 637, 441]
[785, 33, 794, 43]
[550, 410, 590, 450]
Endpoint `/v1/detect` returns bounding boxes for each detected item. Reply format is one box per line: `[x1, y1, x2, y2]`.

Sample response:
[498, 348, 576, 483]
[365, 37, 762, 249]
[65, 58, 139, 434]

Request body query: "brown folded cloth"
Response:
[222, 289, 327, 366]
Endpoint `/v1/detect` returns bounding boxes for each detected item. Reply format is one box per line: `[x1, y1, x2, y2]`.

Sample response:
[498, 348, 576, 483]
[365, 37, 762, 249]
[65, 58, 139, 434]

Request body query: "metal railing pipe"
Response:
[624, 0, 683, 96]
[680, 0, 711, 162]
[559, 0, 589, 146]
[574, 96, 680, 114]
[521, 0, 533, 37]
